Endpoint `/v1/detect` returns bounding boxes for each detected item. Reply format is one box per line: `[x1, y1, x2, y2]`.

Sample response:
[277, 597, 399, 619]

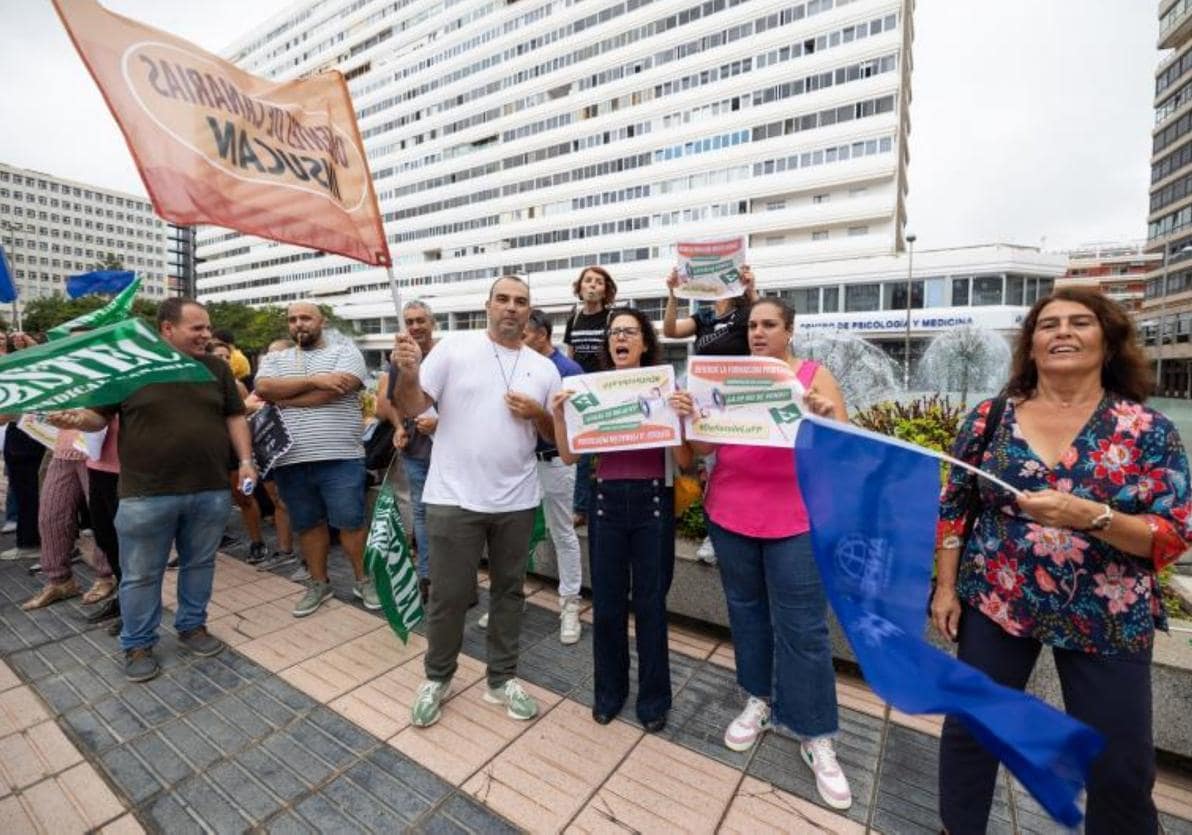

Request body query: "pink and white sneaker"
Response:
[724, 696, 771, 752]
[800, 736, 852, 810]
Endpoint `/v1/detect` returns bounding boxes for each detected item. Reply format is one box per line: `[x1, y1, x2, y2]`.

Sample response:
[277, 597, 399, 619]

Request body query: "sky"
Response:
[0, 0, 1163, 252]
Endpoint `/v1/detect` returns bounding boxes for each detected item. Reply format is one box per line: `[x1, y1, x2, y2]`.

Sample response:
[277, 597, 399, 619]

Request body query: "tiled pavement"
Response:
[0, 532, 1191, 834]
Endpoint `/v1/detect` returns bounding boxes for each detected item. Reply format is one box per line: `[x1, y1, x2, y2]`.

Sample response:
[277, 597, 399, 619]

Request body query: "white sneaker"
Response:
[696, 536, 717, 565]
[559, 596, 582, 645]
[477, 611, 489, 629]
[1, 521, 16, 534]
[483, 678, 537, 720]
[0, 546, 38, 561]
[800, 737, 852, 810]
[724, 696, 770, 752]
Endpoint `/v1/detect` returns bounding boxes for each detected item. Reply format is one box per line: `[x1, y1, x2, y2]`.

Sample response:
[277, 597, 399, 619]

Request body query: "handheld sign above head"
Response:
[674, 237, 747, 301]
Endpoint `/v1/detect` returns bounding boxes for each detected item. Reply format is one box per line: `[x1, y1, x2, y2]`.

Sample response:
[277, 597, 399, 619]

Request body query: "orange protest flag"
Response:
[52, 0, 392, 267]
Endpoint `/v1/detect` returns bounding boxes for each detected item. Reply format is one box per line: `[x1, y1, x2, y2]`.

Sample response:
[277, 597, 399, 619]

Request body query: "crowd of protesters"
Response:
[0, 267, 1187, 829]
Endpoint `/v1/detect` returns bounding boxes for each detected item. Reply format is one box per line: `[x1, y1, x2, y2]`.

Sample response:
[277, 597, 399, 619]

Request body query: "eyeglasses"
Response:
[608, 326, 642, 338]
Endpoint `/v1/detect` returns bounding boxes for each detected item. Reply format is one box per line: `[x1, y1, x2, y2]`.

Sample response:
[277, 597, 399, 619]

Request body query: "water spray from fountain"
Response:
[915, 325, 1011, 406]
[794, 331, 901, 410]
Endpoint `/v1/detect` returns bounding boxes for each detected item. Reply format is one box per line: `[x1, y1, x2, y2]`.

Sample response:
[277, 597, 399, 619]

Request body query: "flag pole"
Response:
[386, 266, 403, 334]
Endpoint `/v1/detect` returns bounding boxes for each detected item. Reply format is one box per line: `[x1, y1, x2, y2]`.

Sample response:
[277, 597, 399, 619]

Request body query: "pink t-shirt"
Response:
[704, 360, 820, 539]
[596, 447, 665, 481]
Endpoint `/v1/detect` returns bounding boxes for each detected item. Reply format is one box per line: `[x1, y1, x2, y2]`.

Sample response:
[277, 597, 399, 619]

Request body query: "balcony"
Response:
[1161, 0, 1192, 49]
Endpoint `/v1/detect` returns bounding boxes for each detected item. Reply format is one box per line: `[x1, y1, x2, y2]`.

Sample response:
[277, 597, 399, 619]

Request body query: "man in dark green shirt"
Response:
[50, 299, 255, 682]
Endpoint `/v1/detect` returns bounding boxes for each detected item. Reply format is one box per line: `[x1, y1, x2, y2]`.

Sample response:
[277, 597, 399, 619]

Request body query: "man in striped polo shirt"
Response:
[255, 302, 379, 617]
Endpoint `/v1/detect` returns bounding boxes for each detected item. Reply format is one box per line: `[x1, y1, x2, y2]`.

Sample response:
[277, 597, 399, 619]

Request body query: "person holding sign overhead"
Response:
[550, 307, 695, 732]
[688, 297, 853, 811]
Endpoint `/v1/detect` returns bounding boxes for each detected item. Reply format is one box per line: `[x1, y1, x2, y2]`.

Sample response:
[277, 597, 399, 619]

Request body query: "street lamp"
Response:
[903, 232, 916, 390]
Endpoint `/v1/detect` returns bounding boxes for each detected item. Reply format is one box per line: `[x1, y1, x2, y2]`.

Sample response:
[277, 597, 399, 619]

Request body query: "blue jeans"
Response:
[591, 478, 674, 722]
[116, 490, 231, 651]
[272, 458, 366, 533]
[708, 521, 838, 738]
[403, 455, 431, 578]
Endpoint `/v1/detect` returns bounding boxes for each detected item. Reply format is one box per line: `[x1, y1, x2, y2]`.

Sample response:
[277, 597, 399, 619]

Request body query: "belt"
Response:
[536, 449, 559, 462]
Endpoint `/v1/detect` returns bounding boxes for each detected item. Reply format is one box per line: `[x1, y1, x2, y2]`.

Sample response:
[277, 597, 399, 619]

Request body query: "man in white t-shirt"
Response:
[393, 275, 561, 728]
[255, 302, 375, 618]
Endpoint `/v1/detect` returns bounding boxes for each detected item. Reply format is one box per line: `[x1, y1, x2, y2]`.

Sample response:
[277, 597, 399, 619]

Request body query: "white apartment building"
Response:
[0, 162, 171, 316]
[197, 0, 914, 367]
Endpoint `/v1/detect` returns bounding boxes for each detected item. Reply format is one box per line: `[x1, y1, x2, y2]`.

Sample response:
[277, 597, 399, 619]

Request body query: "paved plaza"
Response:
[0, 528, 1190, 834]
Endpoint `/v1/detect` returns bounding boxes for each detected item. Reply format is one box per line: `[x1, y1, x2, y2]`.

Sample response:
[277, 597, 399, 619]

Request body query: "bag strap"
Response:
[961, 394, 1008, 540]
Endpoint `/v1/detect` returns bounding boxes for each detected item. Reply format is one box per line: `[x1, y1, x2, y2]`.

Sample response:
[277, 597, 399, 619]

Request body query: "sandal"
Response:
[82, 578, 116, 605]
[21, 579, 81, 611]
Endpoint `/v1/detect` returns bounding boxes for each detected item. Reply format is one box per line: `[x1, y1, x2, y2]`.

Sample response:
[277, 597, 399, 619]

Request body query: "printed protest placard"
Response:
[685, 356, 806, 447]
[564, 365, 681, 454]
[249, 404, 293, 476]
[16, 414, 89, 453]
[675, 237, 747, 300]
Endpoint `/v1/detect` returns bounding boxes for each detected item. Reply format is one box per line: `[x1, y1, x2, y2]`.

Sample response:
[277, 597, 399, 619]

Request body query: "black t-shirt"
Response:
[563, 309, 609, 373]
[692, 305, 750, 355]
[106, 354, 245, 498]
[385, 362, 432, 460]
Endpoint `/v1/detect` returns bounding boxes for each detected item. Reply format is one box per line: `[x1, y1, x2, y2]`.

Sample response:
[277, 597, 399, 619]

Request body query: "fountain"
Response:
[915, 325, 1011, 406]
[794, 331, 901, 409]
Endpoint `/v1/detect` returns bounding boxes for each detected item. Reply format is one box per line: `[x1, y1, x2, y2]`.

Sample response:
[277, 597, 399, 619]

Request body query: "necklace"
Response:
[493, 342, 523, 392]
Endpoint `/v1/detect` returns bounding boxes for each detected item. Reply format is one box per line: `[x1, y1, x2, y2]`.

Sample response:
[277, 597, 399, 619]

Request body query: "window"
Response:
[845, 283, 880, 312]
[952, 277, 970, 306]
[1005, 275, 1025, 306]
[972, 275, 1004, 306]
[822, 286, 840, 312]
[884, 281, 923, 310]
[847, 226, 869, 236]
[782, 287, 820, 314]
[812, 230, 829, 241]
[812, 193, 829, 204]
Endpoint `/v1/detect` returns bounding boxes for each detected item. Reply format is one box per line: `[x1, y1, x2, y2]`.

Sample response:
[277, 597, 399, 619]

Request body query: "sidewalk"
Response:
[0, 539, 1190, 833]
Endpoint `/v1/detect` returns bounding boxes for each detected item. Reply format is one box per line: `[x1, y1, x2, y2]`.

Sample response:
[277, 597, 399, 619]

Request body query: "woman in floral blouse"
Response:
[931, 287, 1191, 835]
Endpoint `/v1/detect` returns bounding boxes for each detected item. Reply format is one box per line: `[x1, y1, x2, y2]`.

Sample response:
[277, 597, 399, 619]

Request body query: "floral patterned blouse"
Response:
[937, 396, 1192, 655]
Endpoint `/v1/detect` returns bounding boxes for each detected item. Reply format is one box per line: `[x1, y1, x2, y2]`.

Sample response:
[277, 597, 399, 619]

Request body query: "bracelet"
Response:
[940, 535, 962, 550]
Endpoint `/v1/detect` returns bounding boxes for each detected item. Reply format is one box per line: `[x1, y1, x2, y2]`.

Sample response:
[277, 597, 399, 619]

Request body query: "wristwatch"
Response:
[1086, 504, 1113, 531]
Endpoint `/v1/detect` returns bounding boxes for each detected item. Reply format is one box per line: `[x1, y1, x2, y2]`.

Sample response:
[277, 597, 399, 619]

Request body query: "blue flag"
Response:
[66, 270, 135, 298]
[0, 245, 17, 304]
[794, 416, 1103, 828]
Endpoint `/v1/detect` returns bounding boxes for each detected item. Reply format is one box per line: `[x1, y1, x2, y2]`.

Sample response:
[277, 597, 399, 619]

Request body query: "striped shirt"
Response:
[257, 340, 367, 466]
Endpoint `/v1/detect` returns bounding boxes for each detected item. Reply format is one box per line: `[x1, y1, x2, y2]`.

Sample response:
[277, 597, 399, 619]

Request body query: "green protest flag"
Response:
[526, 503, 547, 572]
[47, 276, 143, 341]
[0, 318, 214, 413]
[769, 402, 803, 425]
[365, 481, 423, 643]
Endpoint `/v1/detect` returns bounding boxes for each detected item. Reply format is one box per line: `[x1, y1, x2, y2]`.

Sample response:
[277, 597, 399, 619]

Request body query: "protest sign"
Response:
[16, 414, 89, 453]
[563, 365, 680, 454]
[249, 404, 293, 476]
[684, 356, 805, 447]
[675, 237, 747, 300]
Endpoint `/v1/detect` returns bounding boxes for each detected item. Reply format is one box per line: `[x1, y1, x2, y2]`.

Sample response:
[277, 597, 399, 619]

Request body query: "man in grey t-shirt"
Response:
[255, 302, 376, 617]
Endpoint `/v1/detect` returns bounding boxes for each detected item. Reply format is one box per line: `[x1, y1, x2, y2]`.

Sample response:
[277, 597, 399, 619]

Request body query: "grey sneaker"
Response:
[483, 679, 537, 721]
[410, 679, 451, 728]
[354, 577, 382, 611]
[257, 550, 297, 571]
[289, 564, 311, 582]
[177, 626, 225, 657]
[124, 647, 160, 682]
[292, 580, 333, 617]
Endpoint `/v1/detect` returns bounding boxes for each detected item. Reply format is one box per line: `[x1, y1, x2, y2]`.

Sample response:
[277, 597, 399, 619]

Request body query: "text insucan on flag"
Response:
[53, 0, 392, 267]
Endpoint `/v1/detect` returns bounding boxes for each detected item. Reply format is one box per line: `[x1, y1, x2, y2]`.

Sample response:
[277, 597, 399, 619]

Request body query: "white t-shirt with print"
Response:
[419, 331, 561, 512]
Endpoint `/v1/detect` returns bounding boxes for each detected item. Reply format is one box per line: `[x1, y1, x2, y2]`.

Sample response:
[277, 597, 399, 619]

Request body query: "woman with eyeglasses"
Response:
[551, 307, 694, 732]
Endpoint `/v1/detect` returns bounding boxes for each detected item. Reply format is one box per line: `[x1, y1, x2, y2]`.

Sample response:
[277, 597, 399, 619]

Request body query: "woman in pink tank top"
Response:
[692, 297, 855, 811]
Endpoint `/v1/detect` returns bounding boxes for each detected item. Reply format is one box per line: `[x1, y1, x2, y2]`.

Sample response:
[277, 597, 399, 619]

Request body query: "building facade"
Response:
[1059, 241, 1157, 312]
[1143, 0, 1192, 397]
[0, 161, 171, 318]
[167, 224, 197, 298]
[197, 0, 915, 367]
